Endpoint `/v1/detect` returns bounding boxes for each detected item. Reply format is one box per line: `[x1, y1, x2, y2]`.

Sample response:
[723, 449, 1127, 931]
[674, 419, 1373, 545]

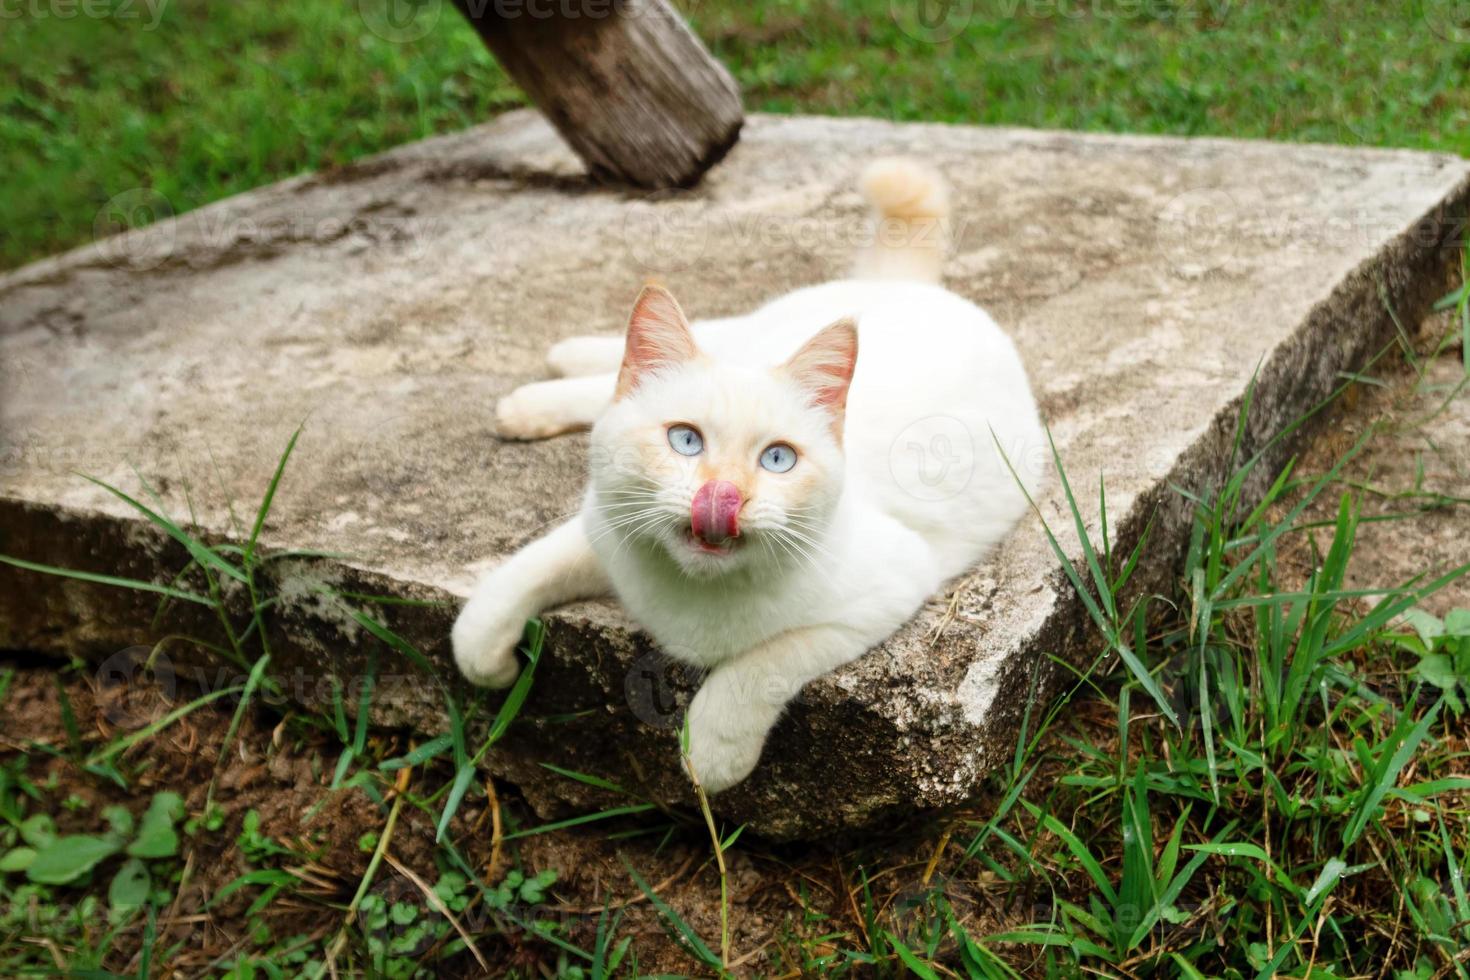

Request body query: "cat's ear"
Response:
[616, 285, 699, 399]
[783, 317, 859, 430]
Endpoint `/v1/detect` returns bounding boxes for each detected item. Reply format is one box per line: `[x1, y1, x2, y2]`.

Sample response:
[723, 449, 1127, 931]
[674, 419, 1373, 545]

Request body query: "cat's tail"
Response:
[851, 157, 950, 284]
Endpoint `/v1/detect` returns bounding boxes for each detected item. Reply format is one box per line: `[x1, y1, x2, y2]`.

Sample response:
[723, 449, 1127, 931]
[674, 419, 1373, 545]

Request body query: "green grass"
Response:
[4, 0, 1469, 270]
[1, 1, 523, 270]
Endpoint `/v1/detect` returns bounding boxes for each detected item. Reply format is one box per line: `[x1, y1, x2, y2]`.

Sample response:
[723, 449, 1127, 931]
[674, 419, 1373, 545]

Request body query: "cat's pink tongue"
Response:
[691, 480, 742, 545]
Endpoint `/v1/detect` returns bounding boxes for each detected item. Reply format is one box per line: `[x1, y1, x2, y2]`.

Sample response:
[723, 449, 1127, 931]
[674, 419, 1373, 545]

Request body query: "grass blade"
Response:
[0, 555, 212, 606]
[87, 685, 242, 766]
[435, 763, 477, 844]
[78, 473, 245, 584]
[621, 855, 721, 971]
[244, 424, 303, 566]
[886, 932, 942, 979]
[1344, 700, 1440, 846]
[1023, 801, 1117, 905]
[379, 734, 454, 771]
[501, 804, 659, 841]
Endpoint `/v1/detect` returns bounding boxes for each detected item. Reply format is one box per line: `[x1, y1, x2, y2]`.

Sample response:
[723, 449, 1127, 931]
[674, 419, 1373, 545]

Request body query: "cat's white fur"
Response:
[453, 159, 1045, 792]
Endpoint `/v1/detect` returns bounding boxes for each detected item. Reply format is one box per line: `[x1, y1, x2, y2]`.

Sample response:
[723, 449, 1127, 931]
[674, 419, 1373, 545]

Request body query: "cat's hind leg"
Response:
[496, 373, 616, 440]
[546, 335, 625, 377]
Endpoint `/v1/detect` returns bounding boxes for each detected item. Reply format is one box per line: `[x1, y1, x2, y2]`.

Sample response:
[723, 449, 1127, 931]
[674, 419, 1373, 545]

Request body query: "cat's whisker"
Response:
[591, 505, 678, 534]
[770, 531, 805, 570]
[605, 514, 679, 564]
[592, 504, 663, 522]
[596, 488, 664, 499]
[593, 496, 664, 511]
[590, 510, 676, 543]
[595, 504, 666, 524]
[776, 523, 837, 561]
[768, 531, 832, 585]
[768, 528, 839, 584]
[778, 536, 822, 570]
[595, 496, 665, 511]
[783, 531, 839, 565]
[518, 507, 588, 538]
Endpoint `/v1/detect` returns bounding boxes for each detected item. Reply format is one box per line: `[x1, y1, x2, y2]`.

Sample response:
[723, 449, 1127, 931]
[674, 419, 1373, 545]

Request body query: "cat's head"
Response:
[588, 286, 857, 579]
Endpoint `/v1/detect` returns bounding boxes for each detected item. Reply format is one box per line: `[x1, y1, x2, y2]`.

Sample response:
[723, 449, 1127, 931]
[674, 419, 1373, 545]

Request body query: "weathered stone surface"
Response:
[1, 111, 1466, 838]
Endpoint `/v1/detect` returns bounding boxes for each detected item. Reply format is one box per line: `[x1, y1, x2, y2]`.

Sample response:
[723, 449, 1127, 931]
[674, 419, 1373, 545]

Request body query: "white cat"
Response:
[452, 159, 1045, 793]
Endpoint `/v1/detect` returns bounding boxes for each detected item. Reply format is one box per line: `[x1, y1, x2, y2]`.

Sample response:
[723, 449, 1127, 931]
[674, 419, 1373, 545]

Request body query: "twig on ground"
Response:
[316, 766, 412, 978]
[486, 776, 504, 885]
[553, 853, 697, 915]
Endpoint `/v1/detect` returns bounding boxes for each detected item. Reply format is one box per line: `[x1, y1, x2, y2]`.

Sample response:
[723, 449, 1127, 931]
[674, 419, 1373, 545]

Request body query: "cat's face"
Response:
[589, 287, 857, 579]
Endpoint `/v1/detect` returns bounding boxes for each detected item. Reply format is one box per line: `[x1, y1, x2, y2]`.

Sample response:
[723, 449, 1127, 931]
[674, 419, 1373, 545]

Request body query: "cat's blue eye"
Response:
[668, 424, 704, 456]
[759, 443, 797, 473]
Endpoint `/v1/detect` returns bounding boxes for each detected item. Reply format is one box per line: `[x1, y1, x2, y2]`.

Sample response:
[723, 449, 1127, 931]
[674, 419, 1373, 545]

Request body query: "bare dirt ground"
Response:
[1276, 310, 1470, 615]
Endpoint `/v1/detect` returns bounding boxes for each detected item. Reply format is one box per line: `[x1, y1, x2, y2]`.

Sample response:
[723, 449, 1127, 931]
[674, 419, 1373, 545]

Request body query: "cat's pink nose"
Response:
[691, 480, 742, 544]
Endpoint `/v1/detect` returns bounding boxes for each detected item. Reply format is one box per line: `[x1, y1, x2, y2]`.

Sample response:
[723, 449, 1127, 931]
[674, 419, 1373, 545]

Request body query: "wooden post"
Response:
[453, 0, 743, 188]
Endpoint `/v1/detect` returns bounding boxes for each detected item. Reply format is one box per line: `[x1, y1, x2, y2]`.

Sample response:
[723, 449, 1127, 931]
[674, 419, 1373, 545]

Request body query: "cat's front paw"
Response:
[450, 593, 525, 689]
[683, 696, 765, 794]
[496, 383, 570, 441]
[683, 732, 762, 794]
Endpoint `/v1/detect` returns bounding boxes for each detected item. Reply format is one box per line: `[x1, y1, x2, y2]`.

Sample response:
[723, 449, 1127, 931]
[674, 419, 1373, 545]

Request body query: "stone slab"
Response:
[2, 111, 1467, 838]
